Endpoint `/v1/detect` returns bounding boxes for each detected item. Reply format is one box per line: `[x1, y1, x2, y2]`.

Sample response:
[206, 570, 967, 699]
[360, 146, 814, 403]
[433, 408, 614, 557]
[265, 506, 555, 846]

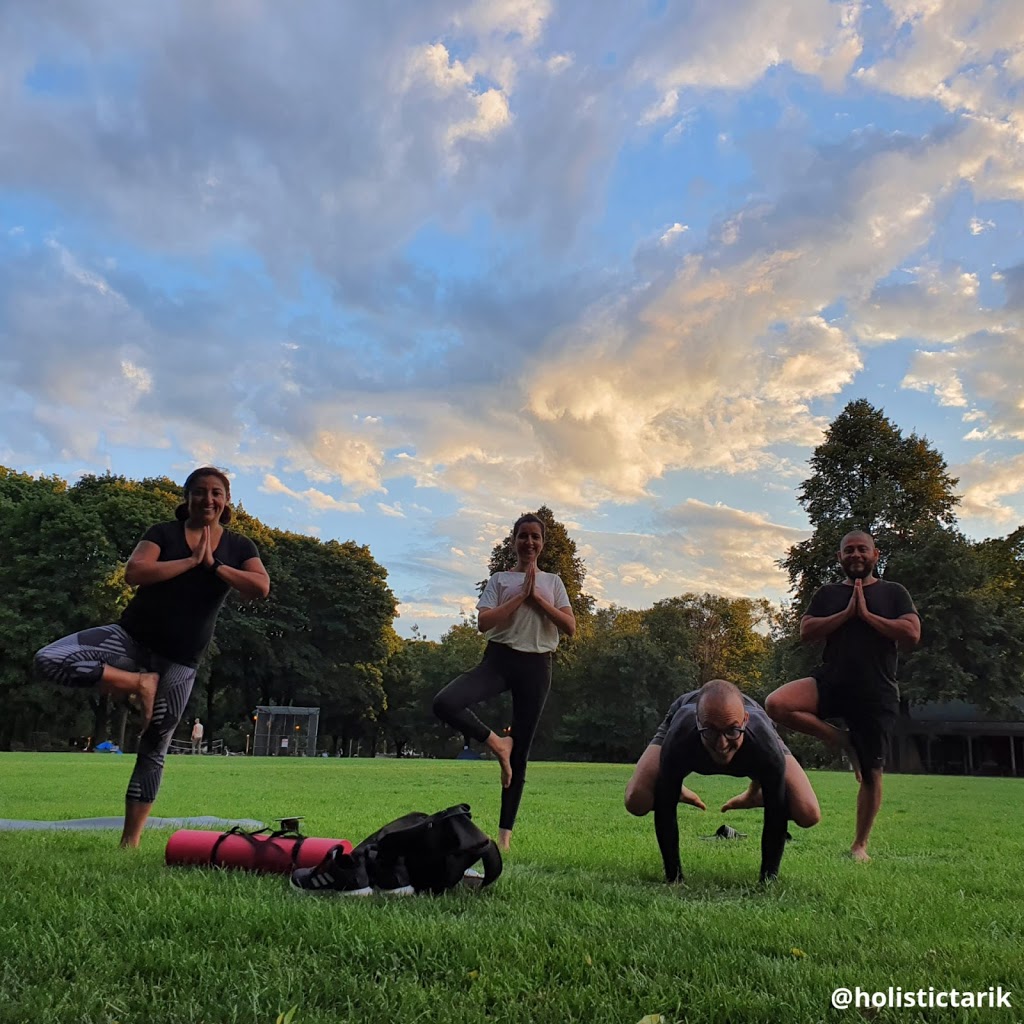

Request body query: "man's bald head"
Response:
[695, 680, 748, 764]
[838, 530, 880, 580]
[696, 679, 745, 719]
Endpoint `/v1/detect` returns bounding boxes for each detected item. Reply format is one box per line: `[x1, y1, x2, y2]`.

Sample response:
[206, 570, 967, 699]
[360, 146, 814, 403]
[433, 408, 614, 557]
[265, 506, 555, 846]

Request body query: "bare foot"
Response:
[849, 845, 871, 863]
[721, 782, 763, 813]
[492, 735, 514, 788]
[131, 672, 160, 730]
[679, 785, 707, 811]
[119, 835, 142, 849]
[497, 828, 511, 852]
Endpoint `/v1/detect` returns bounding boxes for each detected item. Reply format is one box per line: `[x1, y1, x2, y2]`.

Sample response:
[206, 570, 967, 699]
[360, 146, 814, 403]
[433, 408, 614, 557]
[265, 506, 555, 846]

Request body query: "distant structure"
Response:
[891, 700, 1024, 775]
[252, 706, 320, 757]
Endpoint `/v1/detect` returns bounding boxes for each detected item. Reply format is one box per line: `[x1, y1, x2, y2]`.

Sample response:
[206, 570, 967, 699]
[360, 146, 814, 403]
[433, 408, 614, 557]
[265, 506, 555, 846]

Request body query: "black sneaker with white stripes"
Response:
[290, 847, 372, 897]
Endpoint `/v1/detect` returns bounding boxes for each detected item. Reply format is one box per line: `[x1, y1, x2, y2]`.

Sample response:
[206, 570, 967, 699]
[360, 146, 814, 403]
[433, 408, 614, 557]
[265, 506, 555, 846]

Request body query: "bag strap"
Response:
[209, 825, 308, 867]
[477, 839, 503, 888]
[210, 825, 271, 866]
[271, 828, 307, 865]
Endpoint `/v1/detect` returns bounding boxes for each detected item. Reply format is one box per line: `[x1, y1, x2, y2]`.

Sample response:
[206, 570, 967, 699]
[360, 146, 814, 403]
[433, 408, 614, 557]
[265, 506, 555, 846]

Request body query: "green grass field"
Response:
[0, 754, 1022, 1024]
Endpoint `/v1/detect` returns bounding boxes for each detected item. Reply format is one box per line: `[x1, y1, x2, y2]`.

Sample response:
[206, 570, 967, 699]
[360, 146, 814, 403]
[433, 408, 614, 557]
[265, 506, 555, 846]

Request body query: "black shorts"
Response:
[812, 670, 897, 774]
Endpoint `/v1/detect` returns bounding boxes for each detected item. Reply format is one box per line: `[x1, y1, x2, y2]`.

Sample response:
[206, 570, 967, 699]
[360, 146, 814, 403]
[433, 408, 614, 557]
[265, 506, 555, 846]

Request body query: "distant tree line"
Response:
[1, 401, 1021, 761]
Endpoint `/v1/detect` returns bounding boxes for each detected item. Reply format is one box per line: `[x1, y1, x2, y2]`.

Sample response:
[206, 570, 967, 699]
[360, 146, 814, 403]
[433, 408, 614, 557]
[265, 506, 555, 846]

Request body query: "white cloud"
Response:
[447, 88, 512, 147]
[260, 474, 363, 513]
[634, 0, 863, 94]
[454, 0, 552, 46]
[513, 125, 983, 502]
[954, 453, 1024, 525]
[658, 222, 689, 245]
[902, 350, 969, 408]
[902, 326, 1024, 439]
[395, 596, 481, 624]
[2, 0, 1023, 634]
[856, 0, 1024, 126]
[120, 360, 153, 396]
[574, 500, 808, 611]
[852, 263, 992, 346]
[408, 43, 475, 93]
[640, 89, 679, 126]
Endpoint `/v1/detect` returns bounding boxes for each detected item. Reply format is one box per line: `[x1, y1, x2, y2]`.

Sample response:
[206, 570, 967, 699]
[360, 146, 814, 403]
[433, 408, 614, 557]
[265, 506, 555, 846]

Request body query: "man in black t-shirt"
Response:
[765, 531, 920, 862]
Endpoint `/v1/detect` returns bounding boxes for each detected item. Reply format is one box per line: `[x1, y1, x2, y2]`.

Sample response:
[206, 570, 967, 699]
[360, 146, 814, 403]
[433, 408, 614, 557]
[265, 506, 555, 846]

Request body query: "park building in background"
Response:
[890, 699, 1024, 777]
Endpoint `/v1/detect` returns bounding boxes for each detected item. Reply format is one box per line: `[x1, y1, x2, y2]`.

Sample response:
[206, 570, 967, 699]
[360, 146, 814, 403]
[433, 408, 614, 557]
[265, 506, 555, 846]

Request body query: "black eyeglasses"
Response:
[696, 723, 745, 742]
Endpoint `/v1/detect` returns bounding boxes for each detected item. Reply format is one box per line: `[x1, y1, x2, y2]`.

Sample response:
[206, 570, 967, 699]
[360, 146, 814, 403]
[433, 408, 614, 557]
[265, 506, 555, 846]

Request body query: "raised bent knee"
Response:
[764, 689, 790, 723]
[794, 804, 821, 829]
[34, 645, 66, 684]
[431, 692, 452, 723]
[624, 783, 654, 817]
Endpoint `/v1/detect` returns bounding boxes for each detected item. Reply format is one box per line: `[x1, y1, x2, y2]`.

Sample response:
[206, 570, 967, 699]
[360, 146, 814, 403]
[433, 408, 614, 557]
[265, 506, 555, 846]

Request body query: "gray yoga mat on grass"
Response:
[0, 816, 264, 831]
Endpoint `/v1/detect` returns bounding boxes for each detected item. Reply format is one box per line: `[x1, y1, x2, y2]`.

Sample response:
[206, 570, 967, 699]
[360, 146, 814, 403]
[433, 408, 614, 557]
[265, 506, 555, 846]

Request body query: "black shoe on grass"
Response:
[290, 848, 372, 897]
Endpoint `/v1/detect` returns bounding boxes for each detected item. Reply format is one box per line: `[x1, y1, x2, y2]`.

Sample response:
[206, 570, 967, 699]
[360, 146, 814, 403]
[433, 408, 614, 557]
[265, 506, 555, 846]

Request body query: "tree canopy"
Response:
[0, 470, 396, 754]
[3, 428, 1021, 761]
[778, 399, 1024, 715]
[783, 399, 961, 606]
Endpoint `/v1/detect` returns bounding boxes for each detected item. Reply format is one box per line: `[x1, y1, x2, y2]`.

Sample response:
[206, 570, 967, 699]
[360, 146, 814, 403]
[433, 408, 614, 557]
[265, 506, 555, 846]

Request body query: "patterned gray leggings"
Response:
[35, 624, 197, 804]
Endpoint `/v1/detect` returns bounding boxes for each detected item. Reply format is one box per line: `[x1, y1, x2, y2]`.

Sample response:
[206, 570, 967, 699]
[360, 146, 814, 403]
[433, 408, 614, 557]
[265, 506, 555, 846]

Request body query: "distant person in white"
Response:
[191, 718, 204, 755]
[433, 514, 575, 851]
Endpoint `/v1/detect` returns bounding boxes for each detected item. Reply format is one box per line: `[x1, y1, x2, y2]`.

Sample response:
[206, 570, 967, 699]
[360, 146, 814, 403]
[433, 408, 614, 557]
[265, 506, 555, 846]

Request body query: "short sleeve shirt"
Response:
[477, 571, 571, 654]
[805, 580, 918, 705]
[652, 690, 788, 764]
[119, 522, 260, 667]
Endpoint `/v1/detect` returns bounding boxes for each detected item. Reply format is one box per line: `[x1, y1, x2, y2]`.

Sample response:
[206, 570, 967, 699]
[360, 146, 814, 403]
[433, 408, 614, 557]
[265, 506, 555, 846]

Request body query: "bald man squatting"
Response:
[625, 680, 821, 884]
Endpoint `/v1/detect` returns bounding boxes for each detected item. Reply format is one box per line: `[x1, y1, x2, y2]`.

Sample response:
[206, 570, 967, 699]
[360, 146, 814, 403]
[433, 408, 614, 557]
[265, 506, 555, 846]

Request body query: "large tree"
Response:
[644, 594, 774, 692]
[783, 399, 960, 607]
[776, 402, 1024, 715]
[69, 473, 181, 559]
[553, 606, 693, 762]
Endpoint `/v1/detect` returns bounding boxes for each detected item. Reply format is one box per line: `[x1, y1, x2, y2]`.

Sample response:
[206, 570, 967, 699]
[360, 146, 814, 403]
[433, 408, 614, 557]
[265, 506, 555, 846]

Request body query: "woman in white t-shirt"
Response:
[433, 514, 576, 851]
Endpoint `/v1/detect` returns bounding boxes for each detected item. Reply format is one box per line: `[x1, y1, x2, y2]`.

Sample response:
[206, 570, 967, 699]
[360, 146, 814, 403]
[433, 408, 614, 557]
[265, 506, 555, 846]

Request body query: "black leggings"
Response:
[433, 641, 552, 831]
[34, 624, 196, 805]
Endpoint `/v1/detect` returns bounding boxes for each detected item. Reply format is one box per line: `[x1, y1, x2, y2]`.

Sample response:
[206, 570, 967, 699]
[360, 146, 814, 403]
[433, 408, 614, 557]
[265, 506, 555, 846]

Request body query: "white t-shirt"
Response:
[477, 571, 571, 654]
[191, 722, 204, 740]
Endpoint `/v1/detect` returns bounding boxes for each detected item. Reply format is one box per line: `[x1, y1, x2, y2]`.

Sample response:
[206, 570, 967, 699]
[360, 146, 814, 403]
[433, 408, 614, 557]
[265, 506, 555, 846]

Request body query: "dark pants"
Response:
[433, 641, 552, 831]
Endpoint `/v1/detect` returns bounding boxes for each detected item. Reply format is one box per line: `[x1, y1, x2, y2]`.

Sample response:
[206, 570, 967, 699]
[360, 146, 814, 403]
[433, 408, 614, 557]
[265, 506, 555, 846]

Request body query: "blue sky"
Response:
[2, 1, 1022, 636]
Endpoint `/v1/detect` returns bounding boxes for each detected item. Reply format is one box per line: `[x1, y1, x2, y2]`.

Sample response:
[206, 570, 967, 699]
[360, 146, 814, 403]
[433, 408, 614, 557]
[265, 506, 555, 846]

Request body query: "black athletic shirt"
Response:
[805, 580, 918, 706]
[119, 521, 260, 667]
[653, 690, 788, 884]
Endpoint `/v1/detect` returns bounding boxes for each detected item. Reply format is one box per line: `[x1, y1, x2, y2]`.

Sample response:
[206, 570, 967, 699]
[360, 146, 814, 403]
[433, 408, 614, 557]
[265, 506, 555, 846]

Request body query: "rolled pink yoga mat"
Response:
[165, 829, 352, 874]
